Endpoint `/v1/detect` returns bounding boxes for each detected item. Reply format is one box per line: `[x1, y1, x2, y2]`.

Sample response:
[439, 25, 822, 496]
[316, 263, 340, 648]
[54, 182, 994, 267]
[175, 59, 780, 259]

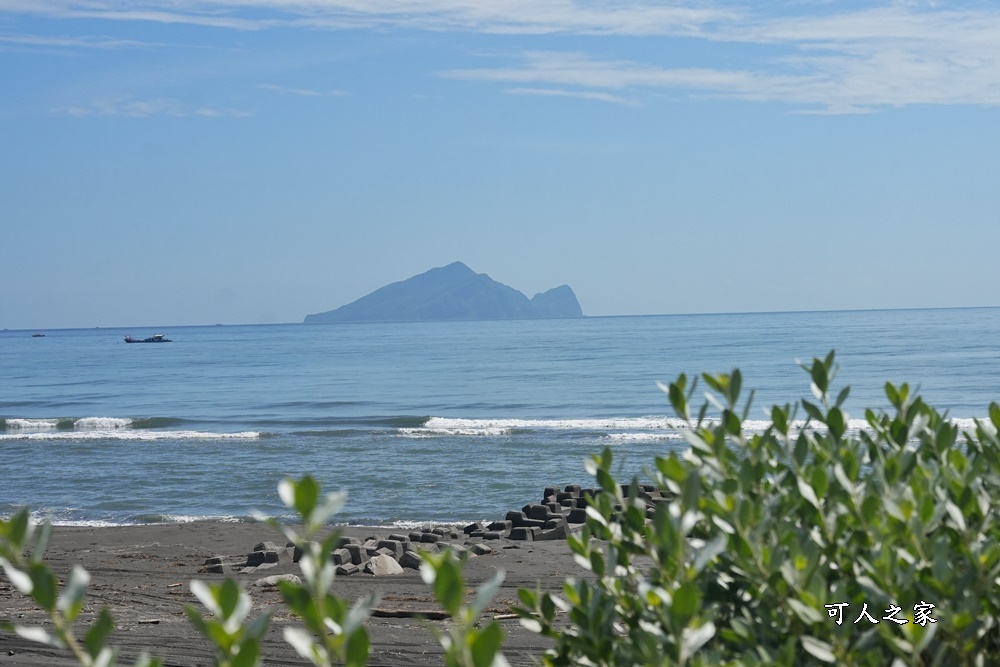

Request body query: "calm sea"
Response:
[2, 309, 999, 526]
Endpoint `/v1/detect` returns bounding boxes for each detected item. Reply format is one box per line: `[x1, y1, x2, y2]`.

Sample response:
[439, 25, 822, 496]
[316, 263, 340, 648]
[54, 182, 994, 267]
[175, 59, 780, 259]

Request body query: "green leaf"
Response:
[801, 400, 824, 424]
[671, 582, 699, 625]
[294, 477, 321, 520]
[57, 565, 90, 621]
[0, 557, 33, 595]
[589, 551, 606, 577]
[772, 405, 789, 435]
[231, 640, 260, 667]
[810, 359, 829, 395]
[800, 636, 836, 663]
[797, 476, 820, 510]
[218, 578, 243, 620]
[835, 386, 851, 409]
[827, 407, 846, 440]
[723, 410, 741, 436]
[28, 563, 58, 611]
[885, 382, 899, 407]
[471, 623, 504, 667]
[85, 608, 116, 659]
[810, 467, 829, 500]
[788, 599, 823, 624]
[656, 454, 686, 484]
[4, 508, 32, 549]
[344, 630, 371, 667]
[433, 559, 464, 616]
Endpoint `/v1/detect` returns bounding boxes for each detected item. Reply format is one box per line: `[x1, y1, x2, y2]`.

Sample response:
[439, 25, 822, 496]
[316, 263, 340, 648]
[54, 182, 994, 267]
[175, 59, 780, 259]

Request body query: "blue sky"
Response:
[2, 1, 999, 329]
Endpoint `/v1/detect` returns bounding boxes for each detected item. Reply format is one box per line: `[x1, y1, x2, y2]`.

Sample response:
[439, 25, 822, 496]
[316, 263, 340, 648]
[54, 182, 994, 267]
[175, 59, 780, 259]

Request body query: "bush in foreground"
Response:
[4, 351, 1000, 665]
[518, 351, 1000, 665]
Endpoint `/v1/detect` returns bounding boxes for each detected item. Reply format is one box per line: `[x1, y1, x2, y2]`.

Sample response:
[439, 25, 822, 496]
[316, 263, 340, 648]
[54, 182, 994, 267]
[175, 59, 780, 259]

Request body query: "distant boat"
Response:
[124, 334, 172, 343]
[31, 333, 45, 337]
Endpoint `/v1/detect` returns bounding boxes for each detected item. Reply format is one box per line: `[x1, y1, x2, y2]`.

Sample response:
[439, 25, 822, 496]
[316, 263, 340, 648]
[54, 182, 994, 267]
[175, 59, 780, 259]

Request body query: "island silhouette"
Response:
[304, 261, 583, 323]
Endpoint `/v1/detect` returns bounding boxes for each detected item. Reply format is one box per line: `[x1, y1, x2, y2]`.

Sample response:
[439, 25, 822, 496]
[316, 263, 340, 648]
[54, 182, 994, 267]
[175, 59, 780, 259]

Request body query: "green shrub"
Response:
[516, 351, 1000, 665]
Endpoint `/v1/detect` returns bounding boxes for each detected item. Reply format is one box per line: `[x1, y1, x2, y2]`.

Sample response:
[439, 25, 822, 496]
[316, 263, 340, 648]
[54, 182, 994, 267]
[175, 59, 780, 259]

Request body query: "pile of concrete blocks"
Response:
[202, 530, 495, 577]
[201, 483, 670, 577]
[494, 482, 669, 541]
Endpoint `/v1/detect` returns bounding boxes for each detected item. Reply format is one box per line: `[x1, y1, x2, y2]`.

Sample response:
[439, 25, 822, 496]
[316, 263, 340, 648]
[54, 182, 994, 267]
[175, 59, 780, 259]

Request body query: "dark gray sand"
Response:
[0, 522, 585, 666]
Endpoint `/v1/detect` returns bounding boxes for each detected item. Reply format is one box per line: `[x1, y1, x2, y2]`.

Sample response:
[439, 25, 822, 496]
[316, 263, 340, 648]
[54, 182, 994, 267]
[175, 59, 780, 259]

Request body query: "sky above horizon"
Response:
[3, 1, 1000, 329]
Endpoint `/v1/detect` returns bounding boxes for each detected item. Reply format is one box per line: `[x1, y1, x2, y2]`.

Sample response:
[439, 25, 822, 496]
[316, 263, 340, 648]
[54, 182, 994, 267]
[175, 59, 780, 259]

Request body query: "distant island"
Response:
[303, 261, 583, 324]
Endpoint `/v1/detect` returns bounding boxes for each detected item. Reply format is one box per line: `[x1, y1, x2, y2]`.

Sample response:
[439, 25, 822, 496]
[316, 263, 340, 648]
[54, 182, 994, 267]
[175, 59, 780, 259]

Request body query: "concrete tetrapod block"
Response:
[463, 521, 485, 535]
[508, 527, 536, 541]
[528, 505, 550, 521]
[506, 511, 527, 527]
[398, 550, 423, 570]
[246, 550, 280, 567]
[364, 553, 403, 576]
[346, 544, 369, 566]
[377, 540, 404, 559]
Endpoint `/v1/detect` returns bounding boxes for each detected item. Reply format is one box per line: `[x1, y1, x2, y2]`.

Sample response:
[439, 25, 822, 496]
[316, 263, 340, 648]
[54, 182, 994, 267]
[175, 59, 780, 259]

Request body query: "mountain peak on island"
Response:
[303, 262, 583, 324]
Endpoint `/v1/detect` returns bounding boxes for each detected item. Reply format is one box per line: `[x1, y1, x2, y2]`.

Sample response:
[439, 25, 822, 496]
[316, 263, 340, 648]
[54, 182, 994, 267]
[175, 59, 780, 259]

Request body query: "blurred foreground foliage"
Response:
[4, 351, 1000, 666]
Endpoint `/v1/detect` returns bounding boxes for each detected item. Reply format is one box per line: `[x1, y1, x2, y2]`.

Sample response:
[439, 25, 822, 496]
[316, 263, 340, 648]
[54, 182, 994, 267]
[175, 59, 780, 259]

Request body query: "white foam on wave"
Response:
[0, 430, 260, 441]
[398, 426, 513, 438]
[399, 416, 692, 438]
[74, 417, 133, 429]
[18, 511, 251, 526]
[4, 418, 60, 429]
[604, 432, 681, 442]
[424, 416, 688, 431]
[399, 415, 995, 441]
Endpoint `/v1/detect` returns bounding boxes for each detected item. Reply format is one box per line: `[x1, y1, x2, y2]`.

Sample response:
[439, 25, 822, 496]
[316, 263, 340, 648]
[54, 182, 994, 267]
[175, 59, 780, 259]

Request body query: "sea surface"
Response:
[2, 308, 999, 526]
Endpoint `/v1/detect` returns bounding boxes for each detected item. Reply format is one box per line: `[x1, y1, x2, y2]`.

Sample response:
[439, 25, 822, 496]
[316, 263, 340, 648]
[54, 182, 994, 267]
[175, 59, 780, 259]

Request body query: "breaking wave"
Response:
[393, 415, 991, 439]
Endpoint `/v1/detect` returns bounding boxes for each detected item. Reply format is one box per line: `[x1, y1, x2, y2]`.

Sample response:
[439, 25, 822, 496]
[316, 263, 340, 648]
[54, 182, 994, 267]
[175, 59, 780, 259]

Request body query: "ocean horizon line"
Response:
[5, 303, 1000, 334]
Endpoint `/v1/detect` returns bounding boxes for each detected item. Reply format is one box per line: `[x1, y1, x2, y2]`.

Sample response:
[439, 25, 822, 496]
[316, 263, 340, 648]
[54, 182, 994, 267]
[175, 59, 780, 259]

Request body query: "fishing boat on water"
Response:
[124, 334, 172, 343]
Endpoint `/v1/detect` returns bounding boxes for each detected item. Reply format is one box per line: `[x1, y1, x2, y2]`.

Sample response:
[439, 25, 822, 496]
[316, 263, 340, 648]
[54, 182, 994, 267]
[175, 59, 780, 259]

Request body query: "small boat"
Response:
[124, 334, 172, 343]
[31, 333, 46, 337]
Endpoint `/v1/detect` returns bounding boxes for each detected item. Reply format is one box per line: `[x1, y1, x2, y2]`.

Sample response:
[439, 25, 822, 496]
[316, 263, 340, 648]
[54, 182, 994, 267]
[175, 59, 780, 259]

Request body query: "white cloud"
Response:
[505, 86, 639, 106]
[6, 2, 1000, 111]
[0, 1, 736, 35]
[258, 83, 349, 97]
[0, 32, 159, 50]
[51, 96, 251, 117]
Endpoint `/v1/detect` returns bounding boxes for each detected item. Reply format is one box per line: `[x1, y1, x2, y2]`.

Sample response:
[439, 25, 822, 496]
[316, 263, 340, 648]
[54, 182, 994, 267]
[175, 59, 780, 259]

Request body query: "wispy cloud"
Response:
[505, 86, 639, 106]
[6, 2, 1000, 111]
[257, 83, 349, 97]
[51, 97, 251, 117]
[441, 11, 1000, 114]
[1, 1, 736, 35]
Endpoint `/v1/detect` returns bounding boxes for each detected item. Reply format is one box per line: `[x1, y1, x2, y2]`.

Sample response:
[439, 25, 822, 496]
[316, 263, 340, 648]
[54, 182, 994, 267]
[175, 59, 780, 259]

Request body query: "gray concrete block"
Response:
[509, 527, 535, 541]
[399, 551, 423, 569]
[346, 544, 369, 565]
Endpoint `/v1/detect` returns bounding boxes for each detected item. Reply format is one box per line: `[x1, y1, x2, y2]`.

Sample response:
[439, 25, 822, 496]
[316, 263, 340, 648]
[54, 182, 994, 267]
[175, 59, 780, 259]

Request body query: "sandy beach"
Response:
[0, 521, 582, 666]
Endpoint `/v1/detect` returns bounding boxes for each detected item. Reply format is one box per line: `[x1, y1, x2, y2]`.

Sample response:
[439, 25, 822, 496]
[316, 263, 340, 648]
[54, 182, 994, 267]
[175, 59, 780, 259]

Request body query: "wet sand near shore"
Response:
[0, 522, 583, 666]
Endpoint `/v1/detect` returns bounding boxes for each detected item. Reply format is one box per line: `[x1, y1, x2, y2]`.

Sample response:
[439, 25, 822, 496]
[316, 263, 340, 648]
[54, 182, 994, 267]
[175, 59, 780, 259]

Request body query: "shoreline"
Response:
[0, 521, 578, 666]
